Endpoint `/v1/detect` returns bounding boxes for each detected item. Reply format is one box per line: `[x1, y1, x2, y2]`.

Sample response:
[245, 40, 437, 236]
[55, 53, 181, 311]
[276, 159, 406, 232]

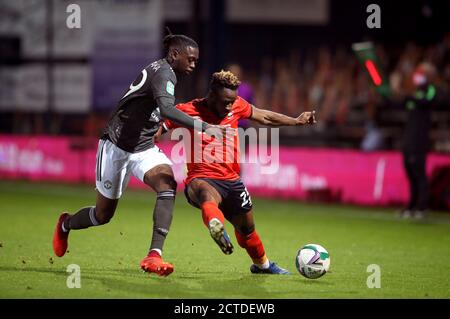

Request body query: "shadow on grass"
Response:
[0, 266, 67, 277]
[0, 265, 334, 298]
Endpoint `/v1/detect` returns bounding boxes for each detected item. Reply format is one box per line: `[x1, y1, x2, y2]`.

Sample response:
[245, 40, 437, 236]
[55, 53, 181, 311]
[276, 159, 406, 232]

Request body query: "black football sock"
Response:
[149, 190, 176, 254]
[64, 206, 99, 230]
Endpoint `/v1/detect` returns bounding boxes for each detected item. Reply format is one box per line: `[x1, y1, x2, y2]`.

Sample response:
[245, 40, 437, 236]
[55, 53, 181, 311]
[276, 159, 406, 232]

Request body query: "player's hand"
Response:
[296, 110, 317, 125]
[154, 125, 164, 143]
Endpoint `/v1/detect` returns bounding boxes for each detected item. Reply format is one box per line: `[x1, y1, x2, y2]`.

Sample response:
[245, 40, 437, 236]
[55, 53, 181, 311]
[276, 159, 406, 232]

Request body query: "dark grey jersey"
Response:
[103, 59, 177, 153]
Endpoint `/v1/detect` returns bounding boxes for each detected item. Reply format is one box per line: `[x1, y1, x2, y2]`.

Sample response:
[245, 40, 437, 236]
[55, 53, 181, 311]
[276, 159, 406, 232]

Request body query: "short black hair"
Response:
[163, 34, 198, 56]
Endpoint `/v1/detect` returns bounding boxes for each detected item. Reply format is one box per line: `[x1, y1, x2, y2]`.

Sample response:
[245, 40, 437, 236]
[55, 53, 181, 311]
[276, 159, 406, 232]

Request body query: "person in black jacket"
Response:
[398, 62, 438, 219]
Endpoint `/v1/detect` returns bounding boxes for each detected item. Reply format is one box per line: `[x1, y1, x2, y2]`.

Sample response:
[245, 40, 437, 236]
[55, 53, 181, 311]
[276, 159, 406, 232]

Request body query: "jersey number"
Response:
[122, 69, 147, 99]
[240, 187, 252, 208]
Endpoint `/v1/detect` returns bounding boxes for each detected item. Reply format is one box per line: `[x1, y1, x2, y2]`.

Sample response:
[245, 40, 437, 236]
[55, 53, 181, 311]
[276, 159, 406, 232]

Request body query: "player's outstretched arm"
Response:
[250, 106, 317, 127]
[157, 96, 226, 134]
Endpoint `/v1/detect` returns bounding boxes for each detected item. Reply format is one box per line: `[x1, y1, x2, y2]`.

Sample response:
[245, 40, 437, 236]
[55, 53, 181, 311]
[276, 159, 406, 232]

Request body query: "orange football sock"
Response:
[235, 230, 268, 265]
[201, 201, 225, 227]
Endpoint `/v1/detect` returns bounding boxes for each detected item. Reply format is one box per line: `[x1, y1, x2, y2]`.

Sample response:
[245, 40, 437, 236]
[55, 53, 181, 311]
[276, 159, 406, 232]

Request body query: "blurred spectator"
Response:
[394, 62, 443, 219]
[228, 63, 254, 129]
[239, 33, 450, 149]
[2, 31, 449, 151]
[228, 64, 254, 103]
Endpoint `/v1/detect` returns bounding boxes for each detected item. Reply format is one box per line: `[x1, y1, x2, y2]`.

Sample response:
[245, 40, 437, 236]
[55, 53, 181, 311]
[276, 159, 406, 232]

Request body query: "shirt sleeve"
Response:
[162, 104, 184, 131]
[161, 103, 200, 132]
[237, 96, 253, 119]
[150, 68, 177, 101]
[157, 97, 208, 132]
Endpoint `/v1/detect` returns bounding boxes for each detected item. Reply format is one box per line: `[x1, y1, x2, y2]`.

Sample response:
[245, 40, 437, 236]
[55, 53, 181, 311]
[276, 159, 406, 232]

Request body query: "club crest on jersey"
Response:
[104, 180, 112, 190]
[166, 81, 175, 95]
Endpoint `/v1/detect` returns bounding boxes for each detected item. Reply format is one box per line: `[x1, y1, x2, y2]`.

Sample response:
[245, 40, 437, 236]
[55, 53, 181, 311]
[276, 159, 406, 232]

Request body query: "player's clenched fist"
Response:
[296, 110, 317, 125]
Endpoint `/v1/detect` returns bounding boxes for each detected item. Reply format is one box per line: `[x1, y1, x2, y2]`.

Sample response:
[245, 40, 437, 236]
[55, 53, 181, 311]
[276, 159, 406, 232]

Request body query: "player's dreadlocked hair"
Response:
[163, 27, 198, 56]
[210, 70, 241, 92]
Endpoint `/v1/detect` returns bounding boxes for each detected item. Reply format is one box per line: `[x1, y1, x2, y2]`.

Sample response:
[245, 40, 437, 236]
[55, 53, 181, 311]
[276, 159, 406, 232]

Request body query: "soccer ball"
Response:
[295, 244, 330, 279]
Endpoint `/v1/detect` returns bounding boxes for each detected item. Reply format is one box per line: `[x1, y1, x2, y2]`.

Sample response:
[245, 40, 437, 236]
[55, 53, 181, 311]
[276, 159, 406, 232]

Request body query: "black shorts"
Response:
[184, 178, 253, 218]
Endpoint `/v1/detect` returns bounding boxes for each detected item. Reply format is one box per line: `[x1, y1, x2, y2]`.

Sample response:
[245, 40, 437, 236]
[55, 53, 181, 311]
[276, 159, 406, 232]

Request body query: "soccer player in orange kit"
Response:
[160, 70, 316, 274]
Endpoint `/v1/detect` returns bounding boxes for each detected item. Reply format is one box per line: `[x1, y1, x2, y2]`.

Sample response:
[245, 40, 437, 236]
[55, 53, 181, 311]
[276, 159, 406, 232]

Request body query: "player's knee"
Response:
[168, 178, 177, 191]
[144, 164, 176, 190]
[198, 189, 215, 203]
[237, 224, 255, 236]
[150, 171, 177, 192]
[155, 177, 177, 193]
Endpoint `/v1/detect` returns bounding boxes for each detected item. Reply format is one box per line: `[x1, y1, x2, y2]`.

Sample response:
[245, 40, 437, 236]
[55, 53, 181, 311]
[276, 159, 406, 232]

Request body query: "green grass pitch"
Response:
[0, 180, 449, 298]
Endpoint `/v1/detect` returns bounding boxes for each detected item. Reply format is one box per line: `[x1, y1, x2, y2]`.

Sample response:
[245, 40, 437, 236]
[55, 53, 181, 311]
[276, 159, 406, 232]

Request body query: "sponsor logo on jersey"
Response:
[166, 81, 175, 95]
[123, 69, 147, 99]
[149, 61, 161, 72]
[150, 111, 160, 122]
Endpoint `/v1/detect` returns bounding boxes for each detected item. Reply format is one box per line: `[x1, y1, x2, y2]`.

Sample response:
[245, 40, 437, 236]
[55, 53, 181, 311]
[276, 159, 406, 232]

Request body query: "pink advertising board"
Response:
[1, 135, 449, 207]
[0, 135, 187, 189]
[241, 147, 450, 206]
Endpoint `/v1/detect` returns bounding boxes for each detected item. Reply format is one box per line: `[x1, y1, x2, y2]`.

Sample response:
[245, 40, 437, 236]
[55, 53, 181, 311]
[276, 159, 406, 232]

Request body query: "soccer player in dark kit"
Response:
[159, 70, 316, 274]
[52, 33, 225, 276]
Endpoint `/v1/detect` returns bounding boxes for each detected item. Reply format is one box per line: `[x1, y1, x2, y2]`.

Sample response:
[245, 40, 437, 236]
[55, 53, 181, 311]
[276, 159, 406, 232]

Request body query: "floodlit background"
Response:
[1, 0, 449, 208]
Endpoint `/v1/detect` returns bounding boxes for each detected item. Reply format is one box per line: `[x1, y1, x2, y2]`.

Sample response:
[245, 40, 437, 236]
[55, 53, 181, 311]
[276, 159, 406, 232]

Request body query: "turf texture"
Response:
[0, 180, 449, 298]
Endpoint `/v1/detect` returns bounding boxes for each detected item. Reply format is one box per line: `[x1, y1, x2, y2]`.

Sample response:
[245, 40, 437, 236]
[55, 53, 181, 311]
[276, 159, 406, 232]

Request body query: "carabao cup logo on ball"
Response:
[296, 244, 330, 279]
